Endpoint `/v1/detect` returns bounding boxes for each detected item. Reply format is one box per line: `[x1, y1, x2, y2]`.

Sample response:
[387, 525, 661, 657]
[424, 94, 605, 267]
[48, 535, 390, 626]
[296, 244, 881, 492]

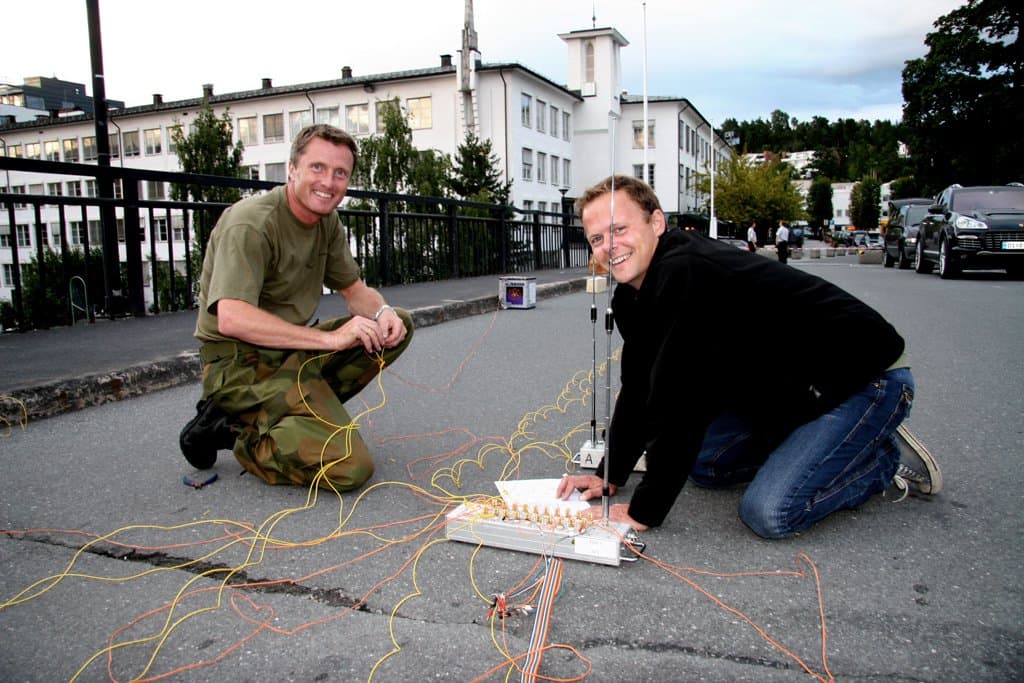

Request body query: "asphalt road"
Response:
[1, 258, 1022, 682]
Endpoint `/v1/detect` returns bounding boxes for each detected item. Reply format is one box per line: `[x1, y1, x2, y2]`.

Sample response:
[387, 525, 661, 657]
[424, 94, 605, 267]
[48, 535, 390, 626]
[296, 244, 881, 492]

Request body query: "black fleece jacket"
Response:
[599, 229, 905, 527]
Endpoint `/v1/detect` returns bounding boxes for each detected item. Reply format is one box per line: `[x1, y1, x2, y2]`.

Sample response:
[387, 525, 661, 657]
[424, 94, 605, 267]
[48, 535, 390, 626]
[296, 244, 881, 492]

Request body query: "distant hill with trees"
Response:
[718, 111, 910, 185]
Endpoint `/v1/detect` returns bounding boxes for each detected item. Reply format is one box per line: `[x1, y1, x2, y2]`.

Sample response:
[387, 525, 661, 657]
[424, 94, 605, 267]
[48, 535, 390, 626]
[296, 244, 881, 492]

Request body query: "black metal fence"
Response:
[0, 156, 588, 331]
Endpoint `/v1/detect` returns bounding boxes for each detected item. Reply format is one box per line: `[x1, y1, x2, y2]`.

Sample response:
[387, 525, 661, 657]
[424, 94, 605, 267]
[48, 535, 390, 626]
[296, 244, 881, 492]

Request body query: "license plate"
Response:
[1002, 240, 1024, 250]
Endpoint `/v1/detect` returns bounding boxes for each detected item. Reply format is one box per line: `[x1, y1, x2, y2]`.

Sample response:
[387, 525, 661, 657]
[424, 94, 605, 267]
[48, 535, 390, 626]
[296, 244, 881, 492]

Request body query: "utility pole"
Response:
[459, 0, 479, 135]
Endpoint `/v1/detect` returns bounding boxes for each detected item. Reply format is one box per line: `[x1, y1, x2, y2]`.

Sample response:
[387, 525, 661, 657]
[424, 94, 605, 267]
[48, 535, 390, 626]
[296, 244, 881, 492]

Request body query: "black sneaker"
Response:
[179, 397, 241, 469]
[891, 424, 942, 500]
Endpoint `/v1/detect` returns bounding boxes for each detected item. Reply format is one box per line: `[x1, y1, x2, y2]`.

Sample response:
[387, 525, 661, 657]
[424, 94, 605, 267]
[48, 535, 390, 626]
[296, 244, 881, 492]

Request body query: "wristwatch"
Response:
[374, 304, 394, 321]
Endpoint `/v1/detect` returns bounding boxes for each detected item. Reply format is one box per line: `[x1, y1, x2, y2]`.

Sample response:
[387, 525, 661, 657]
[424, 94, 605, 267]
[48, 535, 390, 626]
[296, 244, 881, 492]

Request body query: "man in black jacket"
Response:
[557, 175, 940, 539]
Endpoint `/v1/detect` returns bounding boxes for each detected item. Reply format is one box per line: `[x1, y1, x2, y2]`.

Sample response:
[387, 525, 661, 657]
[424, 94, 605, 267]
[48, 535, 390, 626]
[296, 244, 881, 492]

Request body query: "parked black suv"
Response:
[883, 198, 932, 269]
[916, 184, 1024, 279]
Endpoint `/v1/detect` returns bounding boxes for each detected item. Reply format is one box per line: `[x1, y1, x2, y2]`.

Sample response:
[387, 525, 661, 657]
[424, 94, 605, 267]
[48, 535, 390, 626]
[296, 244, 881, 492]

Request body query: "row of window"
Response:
[679, 120, 712, 160]
[1, 130, 176, 163]
[521, 149, 571, 186]
[237, 97, 432, 146]
[0, 214, 185, 253]
[0, 97, 435, 165]
[520, 93, 571, 141]
[520, 200, 565, 214]
[2, 178, 164, 202]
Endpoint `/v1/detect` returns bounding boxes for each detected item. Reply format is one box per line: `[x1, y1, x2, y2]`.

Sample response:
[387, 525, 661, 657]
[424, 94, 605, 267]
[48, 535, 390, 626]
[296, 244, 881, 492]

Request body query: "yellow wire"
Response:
[6, 328, 622, 681]
[0, 395, 29, 436]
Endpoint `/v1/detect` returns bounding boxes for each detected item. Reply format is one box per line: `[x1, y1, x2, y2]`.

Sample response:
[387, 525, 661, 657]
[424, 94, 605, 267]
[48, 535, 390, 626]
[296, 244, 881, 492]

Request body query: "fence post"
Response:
[447, 203, 459, 279]
[561, 196, 572, 268]
[496, 206, 509, 273]
[121, 180, 146, 316]
[183, 210, 195, 309]
[57, 204, 71, 306]
[165, 209, 177, 311]
[147, 207, 160, 314]
[77, 203, 96, 323]
[5, 203, 26, 330]
[32, 204, 48, 327]
[379, 196, 392, 286]
[532, 212, 543, 270]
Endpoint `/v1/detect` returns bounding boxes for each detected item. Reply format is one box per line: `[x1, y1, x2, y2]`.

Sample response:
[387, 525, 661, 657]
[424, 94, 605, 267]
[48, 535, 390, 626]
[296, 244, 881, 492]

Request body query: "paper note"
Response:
[495, 478, 590, 513]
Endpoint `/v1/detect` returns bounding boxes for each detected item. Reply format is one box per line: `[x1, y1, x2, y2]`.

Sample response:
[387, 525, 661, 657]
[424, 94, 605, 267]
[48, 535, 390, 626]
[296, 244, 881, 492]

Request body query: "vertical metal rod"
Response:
[602, 117, 618, 522]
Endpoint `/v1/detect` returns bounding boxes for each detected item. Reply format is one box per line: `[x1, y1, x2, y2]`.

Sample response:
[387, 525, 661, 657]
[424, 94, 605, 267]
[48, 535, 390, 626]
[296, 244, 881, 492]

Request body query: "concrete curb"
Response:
[1, 277, 588, 424]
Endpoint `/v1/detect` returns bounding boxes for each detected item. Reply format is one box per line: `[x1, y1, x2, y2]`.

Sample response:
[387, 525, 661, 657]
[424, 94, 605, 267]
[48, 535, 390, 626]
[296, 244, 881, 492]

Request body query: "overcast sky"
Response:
[3, 0, 963, 126]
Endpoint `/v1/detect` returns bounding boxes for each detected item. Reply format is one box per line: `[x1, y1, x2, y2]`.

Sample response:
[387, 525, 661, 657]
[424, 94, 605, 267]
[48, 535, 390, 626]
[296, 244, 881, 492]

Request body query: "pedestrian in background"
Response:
[776, 220, 790, 264]
[746, 220, 758, 252]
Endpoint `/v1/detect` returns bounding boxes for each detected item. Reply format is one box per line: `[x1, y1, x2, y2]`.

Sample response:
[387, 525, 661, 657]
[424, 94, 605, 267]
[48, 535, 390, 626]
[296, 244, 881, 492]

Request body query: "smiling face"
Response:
[286, 137, 354, 225]
[582, 189, 666, 289]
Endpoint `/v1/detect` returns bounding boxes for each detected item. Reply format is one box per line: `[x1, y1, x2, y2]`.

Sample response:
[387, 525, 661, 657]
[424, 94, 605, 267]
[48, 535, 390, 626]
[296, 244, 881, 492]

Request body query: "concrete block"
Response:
[858, 249, 884, 264]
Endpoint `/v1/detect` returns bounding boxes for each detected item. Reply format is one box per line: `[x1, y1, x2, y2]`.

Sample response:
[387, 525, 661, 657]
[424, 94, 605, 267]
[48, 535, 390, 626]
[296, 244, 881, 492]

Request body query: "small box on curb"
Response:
[585, 276, 608, 294]
[498, 277, 536, 309]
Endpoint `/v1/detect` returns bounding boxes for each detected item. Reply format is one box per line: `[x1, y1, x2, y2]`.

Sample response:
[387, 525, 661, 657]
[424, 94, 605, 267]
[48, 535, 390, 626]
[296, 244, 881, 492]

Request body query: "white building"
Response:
[1, 13, 730, 306]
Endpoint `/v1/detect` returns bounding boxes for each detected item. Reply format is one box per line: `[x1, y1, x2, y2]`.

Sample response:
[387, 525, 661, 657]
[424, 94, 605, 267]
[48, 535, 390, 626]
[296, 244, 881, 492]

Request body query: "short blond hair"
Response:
[290, 124, 359, 169]
[575, 175, 662, 218]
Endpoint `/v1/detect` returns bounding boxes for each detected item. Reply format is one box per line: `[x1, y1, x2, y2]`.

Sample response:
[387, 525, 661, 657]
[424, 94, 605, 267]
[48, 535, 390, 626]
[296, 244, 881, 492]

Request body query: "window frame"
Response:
[238, 116, 259, 146]
[521, 93, 532, 128]
[632, 120, 655, 149]
[122, 130, 141, 157]
[263, 113, 285, 143]
[144, 128, 162, 155]
[62, 138, 80, 162]
[289, 109, 313, 140]
[407, 96, 432, 130]
[345, 103, 370, 135]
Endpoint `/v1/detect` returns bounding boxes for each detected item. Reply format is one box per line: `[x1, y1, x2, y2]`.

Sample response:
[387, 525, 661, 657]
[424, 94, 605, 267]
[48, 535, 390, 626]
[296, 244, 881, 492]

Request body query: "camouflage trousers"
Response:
[198, 309, 414, 491]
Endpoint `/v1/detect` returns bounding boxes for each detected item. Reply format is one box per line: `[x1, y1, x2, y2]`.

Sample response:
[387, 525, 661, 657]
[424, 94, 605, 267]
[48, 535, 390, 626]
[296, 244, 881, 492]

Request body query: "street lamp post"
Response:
[709, 120, 717, 239]
[558, 186, 570, 268]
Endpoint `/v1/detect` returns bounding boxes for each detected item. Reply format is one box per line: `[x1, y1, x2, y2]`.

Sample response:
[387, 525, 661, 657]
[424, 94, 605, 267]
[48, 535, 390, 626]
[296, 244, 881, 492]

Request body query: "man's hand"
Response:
[556, 474, 617, 502]
[375, 307, 407, 348]
[328, 315, 386, 354]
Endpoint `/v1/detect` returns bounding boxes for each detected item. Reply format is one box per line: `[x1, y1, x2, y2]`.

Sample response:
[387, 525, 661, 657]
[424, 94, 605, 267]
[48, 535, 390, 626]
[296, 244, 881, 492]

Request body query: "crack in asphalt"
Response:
[581, 637, 796, 672]
[9, 532, 372, 613]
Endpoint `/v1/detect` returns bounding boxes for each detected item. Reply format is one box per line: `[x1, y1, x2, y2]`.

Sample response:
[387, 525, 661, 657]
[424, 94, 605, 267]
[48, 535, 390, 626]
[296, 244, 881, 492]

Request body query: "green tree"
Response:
[697, 155, 806, 229]
[350, 98, 456, 282]
[889, 175, 925, 200]
[407, 149, 453, 201]
[902, 0, 1023, 193]
[169, 98, 244, 266]
[849, 176, 882, 230]
[354, 99, 417, 195]
[724, 110, 912, 183]
[148, 260, 190, 314]
[450, 132, 512, 205]
[807, 176, 834, 232]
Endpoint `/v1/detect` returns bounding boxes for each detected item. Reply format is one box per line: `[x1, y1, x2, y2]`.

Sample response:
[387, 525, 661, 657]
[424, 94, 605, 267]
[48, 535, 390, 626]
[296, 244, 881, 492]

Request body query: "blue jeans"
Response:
[690, 368, 914, 539]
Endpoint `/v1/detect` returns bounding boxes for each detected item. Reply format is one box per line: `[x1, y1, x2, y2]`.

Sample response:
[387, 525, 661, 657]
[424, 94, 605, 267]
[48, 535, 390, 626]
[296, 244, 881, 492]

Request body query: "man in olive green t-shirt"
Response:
[179, 124, 413, 491]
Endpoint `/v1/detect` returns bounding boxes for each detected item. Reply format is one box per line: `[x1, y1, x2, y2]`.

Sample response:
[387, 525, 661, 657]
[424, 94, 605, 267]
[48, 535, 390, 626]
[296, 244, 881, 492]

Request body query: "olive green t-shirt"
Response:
[195, 185, 360, 342]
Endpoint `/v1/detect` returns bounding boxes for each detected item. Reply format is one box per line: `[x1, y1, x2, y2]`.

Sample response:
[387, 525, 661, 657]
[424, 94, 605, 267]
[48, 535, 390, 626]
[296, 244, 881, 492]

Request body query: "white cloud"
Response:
[0, 0, 964, 124]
